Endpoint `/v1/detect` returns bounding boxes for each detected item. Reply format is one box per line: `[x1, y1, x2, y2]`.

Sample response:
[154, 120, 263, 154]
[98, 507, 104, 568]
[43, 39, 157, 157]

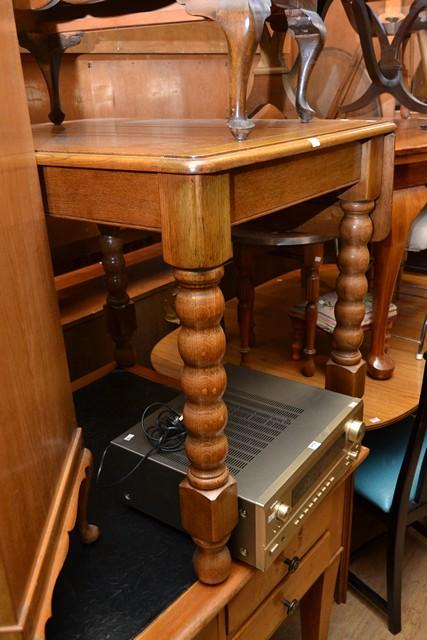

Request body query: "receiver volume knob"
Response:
[344, 419, 365, 444]
[274, 502, 290, 521]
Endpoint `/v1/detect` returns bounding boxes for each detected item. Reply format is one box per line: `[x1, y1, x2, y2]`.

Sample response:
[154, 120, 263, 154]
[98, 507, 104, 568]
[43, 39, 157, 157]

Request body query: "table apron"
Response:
[39, 142, 362, 230]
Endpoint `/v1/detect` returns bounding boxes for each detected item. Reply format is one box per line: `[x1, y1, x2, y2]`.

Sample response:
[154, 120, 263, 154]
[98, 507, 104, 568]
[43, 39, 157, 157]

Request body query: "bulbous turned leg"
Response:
[174, 266, 238, 585]
[234, 244, 256, 366]
[180, 0, 271, 140]
[301, 243, 323, 377]
[98, 225, 136, 368]
[77, 449, 100, 545]
[290, 315, 305, 361]
[18, 31, 83, 125]
[325, 200, 374, 398]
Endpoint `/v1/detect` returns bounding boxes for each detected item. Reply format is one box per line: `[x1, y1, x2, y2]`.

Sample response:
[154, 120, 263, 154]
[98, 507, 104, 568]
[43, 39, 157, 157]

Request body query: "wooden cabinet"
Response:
[0, 3, 97, 638]
[139, 466, 360, 640]
[232, 532, 332, 640]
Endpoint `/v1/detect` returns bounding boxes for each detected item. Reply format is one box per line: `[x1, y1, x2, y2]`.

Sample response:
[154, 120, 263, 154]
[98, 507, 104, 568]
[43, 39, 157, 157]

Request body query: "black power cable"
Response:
[96, 402, 185, 489]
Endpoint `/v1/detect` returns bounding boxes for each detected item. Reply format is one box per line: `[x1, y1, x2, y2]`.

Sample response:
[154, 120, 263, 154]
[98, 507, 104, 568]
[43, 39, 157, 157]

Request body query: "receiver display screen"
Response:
[292, 434, 346, 506]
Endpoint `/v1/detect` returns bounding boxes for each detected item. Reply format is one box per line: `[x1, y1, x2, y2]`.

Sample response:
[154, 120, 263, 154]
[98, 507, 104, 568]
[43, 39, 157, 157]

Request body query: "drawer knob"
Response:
[284, 556, 301, 573]
[282, 598, 299, 616]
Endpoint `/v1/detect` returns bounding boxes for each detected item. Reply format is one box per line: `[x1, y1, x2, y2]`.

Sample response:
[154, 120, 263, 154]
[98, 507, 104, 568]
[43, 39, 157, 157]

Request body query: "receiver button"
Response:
[274, 502, 291, 521]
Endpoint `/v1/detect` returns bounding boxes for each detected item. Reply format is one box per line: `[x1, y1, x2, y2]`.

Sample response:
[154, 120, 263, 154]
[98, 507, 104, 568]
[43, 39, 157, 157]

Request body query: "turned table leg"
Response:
[160, 172, 235, 584]
[98, 225, 136, 368]
[235, 244, 257, 365]
[180, 0, 270, 140]
[300, 552, 341, 640]
[368, 188, 427, 379]
[325, 200, 374, 397]
[302, 243, 323, 377]
[175, 267, 238, 584]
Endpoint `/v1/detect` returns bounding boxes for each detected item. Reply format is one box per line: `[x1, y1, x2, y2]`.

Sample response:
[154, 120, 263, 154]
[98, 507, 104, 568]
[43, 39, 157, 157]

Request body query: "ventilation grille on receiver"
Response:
[156, 388, 304, 476]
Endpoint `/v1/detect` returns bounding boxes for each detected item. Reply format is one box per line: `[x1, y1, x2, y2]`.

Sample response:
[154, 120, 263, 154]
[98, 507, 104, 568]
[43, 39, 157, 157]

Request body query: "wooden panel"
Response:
[227, 484, 345, 636]
[231, 533, 332, 640]
[42, 167, 162, 228]
[0, 0, 76, 628]
[46, 21, 227, 54]
[231, 144, 361, 223]
[394, 160, 427, 190]
[23, 53, 229, 124]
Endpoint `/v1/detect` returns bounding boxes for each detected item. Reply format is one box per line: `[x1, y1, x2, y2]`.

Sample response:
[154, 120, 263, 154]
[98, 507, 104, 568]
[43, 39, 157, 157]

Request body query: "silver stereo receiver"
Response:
[108, 365, 364, 571]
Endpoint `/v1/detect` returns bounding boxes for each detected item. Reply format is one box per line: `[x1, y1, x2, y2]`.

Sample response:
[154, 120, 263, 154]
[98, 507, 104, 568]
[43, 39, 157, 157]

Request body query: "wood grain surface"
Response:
[0, 0, 85, 636]
[32, 117, 395, 173]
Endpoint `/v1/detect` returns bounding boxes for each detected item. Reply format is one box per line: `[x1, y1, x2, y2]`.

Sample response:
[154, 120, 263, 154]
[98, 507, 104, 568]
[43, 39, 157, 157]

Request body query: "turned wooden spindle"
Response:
[98, 224, 136, 368]
[302, 243, 323, 377]
[326, 200, 374, 397]
[234, 245, 257, 365]
[290, 316, 305, 361]
[175, 266, 238, 584]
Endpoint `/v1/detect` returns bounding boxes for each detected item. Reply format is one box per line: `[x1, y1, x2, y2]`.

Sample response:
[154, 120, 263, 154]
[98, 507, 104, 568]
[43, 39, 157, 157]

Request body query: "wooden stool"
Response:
[232, 223, 335, 376]
[289, 291, 398, 375]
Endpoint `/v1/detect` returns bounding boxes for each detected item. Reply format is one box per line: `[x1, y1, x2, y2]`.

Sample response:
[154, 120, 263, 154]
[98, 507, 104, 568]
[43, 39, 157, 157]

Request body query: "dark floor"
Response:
[46, 370, 196, 640]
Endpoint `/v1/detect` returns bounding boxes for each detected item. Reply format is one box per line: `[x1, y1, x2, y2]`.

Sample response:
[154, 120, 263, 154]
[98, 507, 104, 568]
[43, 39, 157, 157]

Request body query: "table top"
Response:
[32, 118, 395, 174]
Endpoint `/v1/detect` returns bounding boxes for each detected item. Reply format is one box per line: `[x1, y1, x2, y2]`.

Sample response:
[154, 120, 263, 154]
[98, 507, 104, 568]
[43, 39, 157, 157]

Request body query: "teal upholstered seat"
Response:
[355, 416, 427, 513]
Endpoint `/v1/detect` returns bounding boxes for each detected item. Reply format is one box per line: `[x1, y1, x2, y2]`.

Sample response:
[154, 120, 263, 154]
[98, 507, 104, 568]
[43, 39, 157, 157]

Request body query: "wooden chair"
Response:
[417, 314, 427, 360]
[348, 352, 427, 634]
[232, 220, 335, 376]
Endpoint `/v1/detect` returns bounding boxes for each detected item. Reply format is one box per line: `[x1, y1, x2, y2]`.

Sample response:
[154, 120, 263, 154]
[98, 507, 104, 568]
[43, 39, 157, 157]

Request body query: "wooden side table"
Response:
[33, 116, 395, 586]
[136, 448, 368, 640]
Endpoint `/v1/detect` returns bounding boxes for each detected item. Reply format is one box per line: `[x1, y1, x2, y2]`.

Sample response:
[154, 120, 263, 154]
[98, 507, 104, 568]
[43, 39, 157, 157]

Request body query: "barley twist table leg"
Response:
[174, 266, 238, 585]
[98, 224, 136, 368]
[326, 200, 374, 397]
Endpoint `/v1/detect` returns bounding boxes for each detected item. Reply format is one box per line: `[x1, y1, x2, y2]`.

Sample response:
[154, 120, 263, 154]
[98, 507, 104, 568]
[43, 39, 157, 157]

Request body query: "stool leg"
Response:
[290, 316, 305, 361]
[98, 225, 137, 367]
[302, 244, 323, 377]
[235, 245, 256, 365]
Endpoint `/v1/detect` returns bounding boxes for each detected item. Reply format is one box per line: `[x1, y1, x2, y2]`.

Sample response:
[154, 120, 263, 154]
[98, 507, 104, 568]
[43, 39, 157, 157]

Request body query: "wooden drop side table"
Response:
[32, 116, 395, 588]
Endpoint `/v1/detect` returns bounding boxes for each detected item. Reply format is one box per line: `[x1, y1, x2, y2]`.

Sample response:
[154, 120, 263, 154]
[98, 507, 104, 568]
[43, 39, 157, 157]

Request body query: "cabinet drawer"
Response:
[227, 486, 344, 636]
[230, 532, 331, 640]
